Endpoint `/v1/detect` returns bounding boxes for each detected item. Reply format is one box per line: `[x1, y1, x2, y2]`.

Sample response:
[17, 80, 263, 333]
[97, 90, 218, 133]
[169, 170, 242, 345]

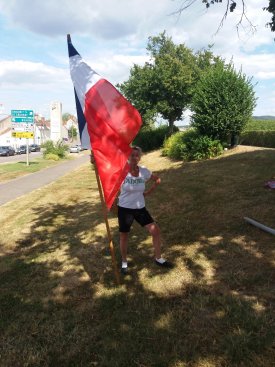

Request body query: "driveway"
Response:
[0, 153, 90, 206]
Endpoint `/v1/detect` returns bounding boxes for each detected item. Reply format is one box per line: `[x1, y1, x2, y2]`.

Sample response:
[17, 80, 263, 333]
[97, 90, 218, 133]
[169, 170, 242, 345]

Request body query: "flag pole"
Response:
[67, 34, 141, 285]
[91, 152, 121, 285]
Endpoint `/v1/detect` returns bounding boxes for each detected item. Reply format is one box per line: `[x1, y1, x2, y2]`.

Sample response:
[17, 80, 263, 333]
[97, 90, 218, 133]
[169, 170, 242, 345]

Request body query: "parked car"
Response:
[0, 146, 15, 156]
[69, 145, 80, 153]
[18, 145, 28, 154]
[76, 144, 84, 151]
[29, 144, 41, 152]
[15, 147, 22, 155]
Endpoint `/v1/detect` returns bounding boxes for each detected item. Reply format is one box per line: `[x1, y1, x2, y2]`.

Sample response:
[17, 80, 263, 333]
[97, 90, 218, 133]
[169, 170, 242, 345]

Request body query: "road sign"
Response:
[11, 109, 34, 137]
[12, 123, 34, 131]
[12, 132, 34, 138]
[11, 117, 34, 123]
[11, 110, 34, 124]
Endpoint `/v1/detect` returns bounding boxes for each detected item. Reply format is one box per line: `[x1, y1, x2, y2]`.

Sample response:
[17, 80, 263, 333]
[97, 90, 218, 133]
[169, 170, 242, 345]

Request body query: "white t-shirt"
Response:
[118, 166, 152, 209]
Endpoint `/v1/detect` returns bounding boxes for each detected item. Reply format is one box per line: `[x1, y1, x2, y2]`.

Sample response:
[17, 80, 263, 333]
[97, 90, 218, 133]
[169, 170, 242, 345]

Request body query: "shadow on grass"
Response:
[1, 148, 275, 366]
[16, 161, 40, 165]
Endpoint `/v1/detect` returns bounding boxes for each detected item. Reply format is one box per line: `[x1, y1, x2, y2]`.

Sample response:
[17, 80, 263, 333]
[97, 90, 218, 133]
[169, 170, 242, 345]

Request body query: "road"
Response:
[0, 153, 90, 206]
[0, 151, 42, 164]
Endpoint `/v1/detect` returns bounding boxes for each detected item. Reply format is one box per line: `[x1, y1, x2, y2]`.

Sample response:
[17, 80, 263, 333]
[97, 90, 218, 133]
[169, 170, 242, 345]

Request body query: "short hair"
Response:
[132, 146, 142, 156]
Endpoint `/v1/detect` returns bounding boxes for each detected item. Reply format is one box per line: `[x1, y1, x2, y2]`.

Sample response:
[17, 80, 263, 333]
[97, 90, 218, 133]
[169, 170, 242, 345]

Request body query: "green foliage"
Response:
[163, 129, 223, 161]
[44, 153, 60, 161]
[42, 140, 69, 159]
[263, 0, 275, 32]
[194, 46, 225, 79]
[62, 112, 74, 122]
[240, 118, 275, 148]
[118, 31, 198, 132]
[162, 131, 187, 159]
[244, 119, 275, 131]
[240, 130, 275, 148]
[118, 64, 157, 128]
[68, 126, 78, 141]
[191, 62, 257, 143]
[133, 125, 174, 152]
[183, 133, 223, 161]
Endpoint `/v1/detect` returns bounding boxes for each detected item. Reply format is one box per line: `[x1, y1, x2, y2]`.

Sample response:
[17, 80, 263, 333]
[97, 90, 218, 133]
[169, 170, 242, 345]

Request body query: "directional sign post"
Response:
[12, 132, 34, 138]
[11, 110, 34, 166]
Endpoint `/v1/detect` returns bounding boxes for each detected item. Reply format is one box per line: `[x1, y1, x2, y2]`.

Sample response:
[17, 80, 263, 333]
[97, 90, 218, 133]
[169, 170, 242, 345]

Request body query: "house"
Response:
[0, 114, 51, 148]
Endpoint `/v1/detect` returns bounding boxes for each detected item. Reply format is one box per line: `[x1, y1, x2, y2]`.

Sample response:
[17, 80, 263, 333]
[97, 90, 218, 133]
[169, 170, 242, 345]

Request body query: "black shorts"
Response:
[118, 206, 154, 233]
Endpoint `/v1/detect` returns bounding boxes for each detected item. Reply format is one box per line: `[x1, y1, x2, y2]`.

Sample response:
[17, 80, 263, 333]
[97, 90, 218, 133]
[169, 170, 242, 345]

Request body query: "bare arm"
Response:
[144, 173, 161, 197]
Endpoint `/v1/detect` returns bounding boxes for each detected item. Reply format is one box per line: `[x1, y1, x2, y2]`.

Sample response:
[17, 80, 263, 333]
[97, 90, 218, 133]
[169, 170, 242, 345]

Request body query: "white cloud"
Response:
[86, 54, 149, 84]
[0, 0, 173, 39]
[0, 0, 275, 116]
[0, 60, 69, 88]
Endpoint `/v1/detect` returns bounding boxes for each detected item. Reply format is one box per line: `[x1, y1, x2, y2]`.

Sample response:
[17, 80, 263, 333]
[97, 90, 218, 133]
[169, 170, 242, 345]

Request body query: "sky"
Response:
[0, 0, 275, 122]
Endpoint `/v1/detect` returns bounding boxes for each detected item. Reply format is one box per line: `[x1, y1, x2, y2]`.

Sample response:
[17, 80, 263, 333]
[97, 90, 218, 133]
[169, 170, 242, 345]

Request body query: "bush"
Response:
[240, 131, 275, 148]
[44, 153, 60, 161]
[163, 129, 223, 161]
[133, 125, 177, 152]
[183, 134, 223, 161]
[162, 131, 186, 159]
[244, 119, 275, 131]
[42, 140, 69, 159]
[191, 62, 256, 142]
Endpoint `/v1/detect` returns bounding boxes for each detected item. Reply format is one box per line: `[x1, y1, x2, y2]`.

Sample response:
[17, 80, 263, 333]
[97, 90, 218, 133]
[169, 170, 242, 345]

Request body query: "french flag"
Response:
[67, 35, 142, 209]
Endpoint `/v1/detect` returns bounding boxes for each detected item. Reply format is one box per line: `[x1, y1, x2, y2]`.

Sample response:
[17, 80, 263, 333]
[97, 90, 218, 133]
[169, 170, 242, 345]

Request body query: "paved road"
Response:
[0, 153, 90, 206]
[0, 151, 42, 164]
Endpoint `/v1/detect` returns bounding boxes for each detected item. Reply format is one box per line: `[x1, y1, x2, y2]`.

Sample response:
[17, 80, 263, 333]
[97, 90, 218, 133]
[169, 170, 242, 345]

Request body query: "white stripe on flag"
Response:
[69, 54, 102, 112]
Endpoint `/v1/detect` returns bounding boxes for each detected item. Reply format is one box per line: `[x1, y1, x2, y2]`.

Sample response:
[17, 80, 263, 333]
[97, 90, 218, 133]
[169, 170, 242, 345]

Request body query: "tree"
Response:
[191, 61, 257, 145]
[118, 32, 197, 133]
[68, 125, 78, 142]
[118, 63, 157, 128]
[174, 0, 275, 34]
[62, 112, 72, 122]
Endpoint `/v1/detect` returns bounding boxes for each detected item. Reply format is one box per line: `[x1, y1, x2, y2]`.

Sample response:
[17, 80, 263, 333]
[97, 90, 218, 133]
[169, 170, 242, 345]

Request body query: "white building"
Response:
[0, 115, 13, 146]
[0, 114, 51, 148]
[50, 102, 62, 142]
[0, 102, 71, 148]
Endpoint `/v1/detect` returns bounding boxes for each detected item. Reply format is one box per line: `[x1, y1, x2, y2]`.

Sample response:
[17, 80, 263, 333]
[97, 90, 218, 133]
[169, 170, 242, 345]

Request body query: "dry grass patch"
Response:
[0, 147, 275, 366]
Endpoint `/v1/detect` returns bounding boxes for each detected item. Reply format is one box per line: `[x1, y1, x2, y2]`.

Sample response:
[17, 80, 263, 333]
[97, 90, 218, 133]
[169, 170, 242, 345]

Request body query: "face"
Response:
[129, 149, 141, 166]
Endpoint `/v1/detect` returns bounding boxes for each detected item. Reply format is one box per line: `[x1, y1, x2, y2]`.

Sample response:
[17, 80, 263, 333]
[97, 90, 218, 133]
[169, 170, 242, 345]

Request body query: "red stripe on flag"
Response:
[84, 79, 142, 209]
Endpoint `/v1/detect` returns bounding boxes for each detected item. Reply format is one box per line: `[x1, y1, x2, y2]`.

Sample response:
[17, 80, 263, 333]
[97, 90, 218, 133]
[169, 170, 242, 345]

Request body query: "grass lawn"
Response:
[0, 146, 275, 366]
[0, 153, 85, 183]
[0, 158, 66, 183]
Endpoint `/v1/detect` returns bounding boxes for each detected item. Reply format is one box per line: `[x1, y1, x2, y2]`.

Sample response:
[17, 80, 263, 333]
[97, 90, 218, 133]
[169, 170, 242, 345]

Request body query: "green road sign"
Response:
[11, 117, 34, 123]
[11, 109, 34, 123]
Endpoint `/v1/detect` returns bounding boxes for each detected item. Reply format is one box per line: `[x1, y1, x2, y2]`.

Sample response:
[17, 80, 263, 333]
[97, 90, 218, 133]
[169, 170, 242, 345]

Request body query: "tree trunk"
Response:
[230, 134, 239, 148]
[168, 120, 175, 135]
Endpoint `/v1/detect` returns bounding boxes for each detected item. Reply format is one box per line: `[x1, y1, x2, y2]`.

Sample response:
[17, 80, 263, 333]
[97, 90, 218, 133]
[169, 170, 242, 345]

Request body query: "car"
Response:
[76, 144, 84, 151]
[14, 147, 22, 155]
[16, 145, 32, 154]
[0, 146, 15, 156]
[29, 144, 41, 152]
[18, 145, 28, 154]
[69, 145, 80, 153]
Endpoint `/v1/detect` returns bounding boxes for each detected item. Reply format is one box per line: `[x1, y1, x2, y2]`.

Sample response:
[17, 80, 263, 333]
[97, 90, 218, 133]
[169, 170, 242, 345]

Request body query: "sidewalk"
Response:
[0, 154, 90, 206]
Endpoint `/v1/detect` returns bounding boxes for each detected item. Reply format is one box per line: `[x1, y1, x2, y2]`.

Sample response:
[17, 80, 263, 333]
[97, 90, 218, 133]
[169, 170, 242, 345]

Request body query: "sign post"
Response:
[11, 110, 34, 166]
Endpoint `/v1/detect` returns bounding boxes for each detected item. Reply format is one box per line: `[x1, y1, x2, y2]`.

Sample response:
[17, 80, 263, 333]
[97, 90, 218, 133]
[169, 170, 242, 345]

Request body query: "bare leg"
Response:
[145, 223, 161, 259]
[119, 232, 129, 262]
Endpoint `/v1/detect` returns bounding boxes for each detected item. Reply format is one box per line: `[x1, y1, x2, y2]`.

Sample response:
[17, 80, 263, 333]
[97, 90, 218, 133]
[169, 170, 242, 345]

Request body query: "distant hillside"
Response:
[253, 116, 275, 120]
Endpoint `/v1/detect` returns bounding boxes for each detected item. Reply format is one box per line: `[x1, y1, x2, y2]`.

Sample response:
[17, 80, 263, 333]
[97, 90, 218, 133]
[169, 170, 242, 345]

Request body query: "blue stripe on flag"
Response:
[67, 36, 79, 57]
[74, 88, 87, 141]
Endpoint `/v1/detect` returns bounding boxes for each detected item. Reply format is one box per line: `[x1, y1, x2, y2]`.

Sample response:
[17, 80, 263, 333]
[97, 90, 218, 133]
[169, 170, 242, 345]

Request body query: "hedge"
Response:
[133, 125, 177, 152]
[240, 130, 275, 148]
